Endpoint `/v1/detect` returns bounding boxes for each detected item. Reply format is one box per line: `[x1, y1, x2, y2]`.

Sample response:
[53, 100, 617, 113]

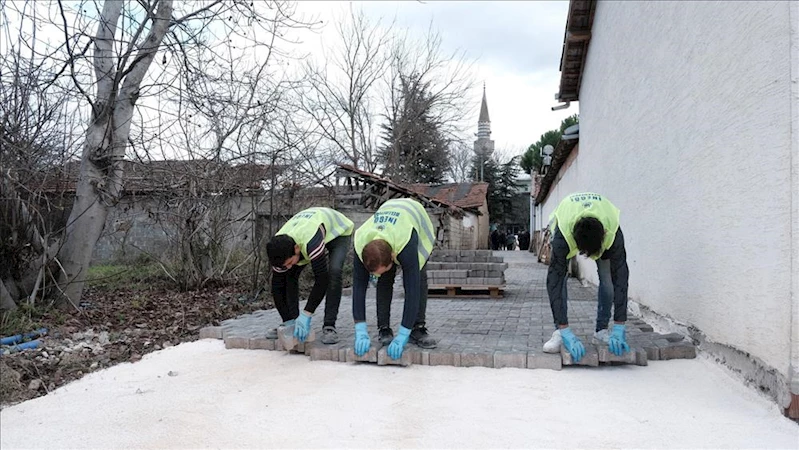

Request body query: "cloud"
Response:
[358, 1, 569, 75]
[293, 0, 578, 154]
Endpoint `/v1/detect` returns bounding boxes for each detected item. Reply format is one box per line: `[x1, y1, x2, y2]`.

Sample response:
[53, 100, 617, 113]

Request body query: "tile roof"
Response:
[36, 159, 280, 194]
[407, 182, 488, 209]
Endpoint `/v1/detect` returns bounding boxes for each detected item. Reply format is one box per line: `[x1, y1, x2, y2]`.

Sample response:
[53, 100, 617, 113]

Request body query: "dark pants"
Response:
[375, 265, 428, 330]
[272, 235, 350, 327]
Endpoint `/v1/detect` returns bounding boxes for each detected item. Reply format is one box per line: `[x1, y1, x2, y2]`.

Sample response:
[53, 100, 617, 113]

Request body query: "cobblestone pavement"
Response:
[205, 251, 696, 369]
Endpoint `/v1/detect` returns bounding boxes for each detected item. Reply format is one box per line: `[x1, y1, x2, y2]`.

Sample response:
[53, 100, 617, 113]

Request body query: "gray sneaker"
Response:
[410, 326, 437, 349]
[321, 326, 339, 344]
[593, 329, 610, 344]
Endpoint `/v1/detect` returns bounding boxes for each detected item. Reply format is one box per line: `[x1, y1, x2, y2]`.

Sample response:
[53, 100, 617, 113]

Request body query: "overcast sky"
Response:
[294, 1, 579, 157]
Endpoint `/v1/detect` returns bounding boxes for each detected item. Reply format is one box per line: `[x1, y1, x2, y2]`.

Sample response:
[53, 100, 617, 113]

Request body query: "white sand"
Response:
[1, 340, 796, 449]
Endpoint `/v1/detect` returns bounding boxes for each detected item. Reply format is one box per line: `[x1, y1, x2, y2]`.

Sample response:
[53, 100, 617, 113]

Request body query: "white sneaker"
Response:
[593, 329, 610, 344]
[543, 330, 562, 353]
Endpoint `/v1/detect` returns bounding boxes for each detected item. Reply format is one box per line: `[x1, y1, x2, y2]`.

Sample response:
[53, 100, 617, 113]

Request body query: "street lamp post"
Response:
[541, 144, 554, 175]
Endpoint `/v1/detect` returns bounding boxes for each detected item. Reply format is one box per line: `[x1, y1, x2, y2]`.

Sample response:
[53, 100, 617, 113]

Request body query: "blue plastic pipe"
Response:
[0, 328, 48, 346]
[1, 339, 40, 354]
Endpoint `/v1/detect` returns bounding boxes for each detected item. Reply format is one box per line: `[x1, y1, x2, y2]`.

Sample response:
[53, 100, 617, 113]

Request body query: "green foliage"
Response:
[0, 302, 65, 337]
[379, 75, 450, 183]
[520, 114, 579, 174]
[86, 261, 166, 291]
[472, 154, 521, 225]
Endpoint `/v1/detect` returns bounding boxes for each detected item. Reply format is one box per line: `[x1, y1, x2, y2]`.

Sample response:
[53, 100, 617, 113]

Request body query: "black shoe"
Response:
[410, 325, 438, 349]
[378, 327, 394, 346]
[321, 326, 339, 344]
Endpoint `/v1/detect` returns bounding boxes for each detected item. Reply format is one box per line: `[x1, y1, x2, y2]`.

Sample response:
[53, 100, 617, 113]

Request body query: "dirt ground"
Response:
[0, 282, 273, 408]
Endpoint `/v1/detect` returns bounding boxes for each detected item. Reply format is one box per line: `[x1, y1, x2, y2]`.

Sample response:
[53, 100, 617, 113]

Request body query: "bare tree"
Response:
[379, 24, 475, 180]
[0, 0, 313, 308]
[97, 1, 316, 293]
[0, 1, 82, 311]
[301, 7, 393, 172]
[447, 141, 474, 183]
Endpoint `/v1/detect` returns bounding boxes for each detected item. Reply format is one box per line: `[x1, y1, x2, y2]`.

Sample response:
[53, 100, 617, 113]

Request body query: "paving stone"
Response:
[278, 326, 315, 352]
[561, 344, 599, 366]
[277, 326, 296, 351]
[378, 348, 413, 366]
[403, 349, 424, 365]
[199, 326, 222, 340]
[224, 336, 249, 349]
[660, 342, 697, 360]
[637, 324, 654, 332]
[309, 345, 334, 361]
[420, 351, 430, 365]
[346, 347, 378, 363]
[460, 351, 494, 368]
[527, 352, 562, 370]
[493, 351, 527, 369]
[597, 346, 637, 364]
[643, 345, 659, 361]
[249, 337, 275, 350]
[429, 351, 457, 366]
[485, 277, 503, 285]
[657, 332, 687, 343]
[634, 347, 648, 366]
[216, 251, 687, 374]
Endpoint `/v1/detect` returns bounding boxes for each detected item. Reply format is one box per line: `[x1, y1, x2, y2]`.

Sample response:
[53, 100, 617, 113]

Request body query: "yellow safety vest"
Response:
[354, 198, 436, 270]
[550, 192, 620, 260]
[276, 207, 354, 266]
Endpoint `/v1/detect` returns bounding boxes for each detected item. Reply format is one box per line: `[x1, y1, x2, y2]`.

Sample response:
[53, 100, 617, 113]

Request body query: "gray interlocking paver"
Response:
[212, 250, 696, 369]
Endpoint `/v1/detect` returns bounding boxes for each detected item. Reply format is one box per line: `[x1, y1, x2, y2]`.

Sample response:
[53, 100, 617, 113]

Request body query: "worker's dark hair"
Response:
[266, 234, 296, 268]
[362, 239, 393, 273]
[573, 217, 604, 257]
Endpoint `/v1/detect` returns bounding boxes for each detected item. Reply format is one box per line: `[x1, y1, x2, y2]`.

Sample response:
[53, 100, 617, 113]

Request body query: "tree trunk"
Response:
[0, 280, 17, 312]
[56, 0, 174, 307]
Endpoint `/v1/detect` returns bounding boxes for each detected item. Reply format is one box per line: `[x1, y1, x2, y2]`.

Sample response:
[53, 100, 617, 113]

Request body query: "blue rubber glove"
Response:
[608, 324, 630, 356]
[294, 311, 312, 342]
[354, 322, 371, 356]
[560, 327, 586, 362]
[387, 326, 411, 360]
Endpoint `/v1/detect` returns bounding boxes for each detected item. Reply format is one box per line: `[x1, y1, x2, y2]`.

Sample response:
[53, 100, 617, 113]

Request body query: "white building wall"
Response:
[541, 1, 794, 380]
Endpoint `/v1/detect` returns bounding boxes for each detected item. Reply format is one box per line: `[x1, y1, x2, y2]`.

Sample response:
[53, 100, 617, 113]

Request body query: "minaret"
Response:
[474, 83, 495, 168]
[477, 83, 492, 139]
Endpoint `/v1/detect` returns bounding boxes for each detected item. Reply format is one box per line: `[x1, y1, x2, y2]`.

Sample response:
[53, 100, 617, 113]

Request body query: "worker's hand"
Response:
[560, 327, 586, 362]
[608, 324, 630, 356]
[294, 311, 312, 343]
[387, 326, 411, 360]
[354, 322, 370, 356]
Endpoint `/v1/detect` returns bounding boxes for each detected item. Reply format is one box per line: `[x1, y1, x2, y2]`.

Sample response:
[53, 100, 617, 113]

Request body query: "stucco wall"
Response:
[93, 199, 473, 263]
[541, 1, 794, 379]
[477, 204, 490, 249]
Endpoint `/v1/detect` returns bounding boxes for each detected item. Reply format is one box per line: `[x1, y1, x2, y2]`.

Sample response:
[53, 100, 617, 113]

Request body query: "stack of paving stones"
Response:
[201, 252, 696, 370]
[426, 249, 507, 288]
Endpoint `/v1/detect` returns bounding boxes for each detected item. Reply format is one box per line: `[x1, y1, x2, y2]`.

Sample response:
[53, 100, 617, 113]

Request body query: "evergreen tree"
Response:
[379, 75, 450, 183]
[471, 154, 520, 225]
[520, 114, 579, 174]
